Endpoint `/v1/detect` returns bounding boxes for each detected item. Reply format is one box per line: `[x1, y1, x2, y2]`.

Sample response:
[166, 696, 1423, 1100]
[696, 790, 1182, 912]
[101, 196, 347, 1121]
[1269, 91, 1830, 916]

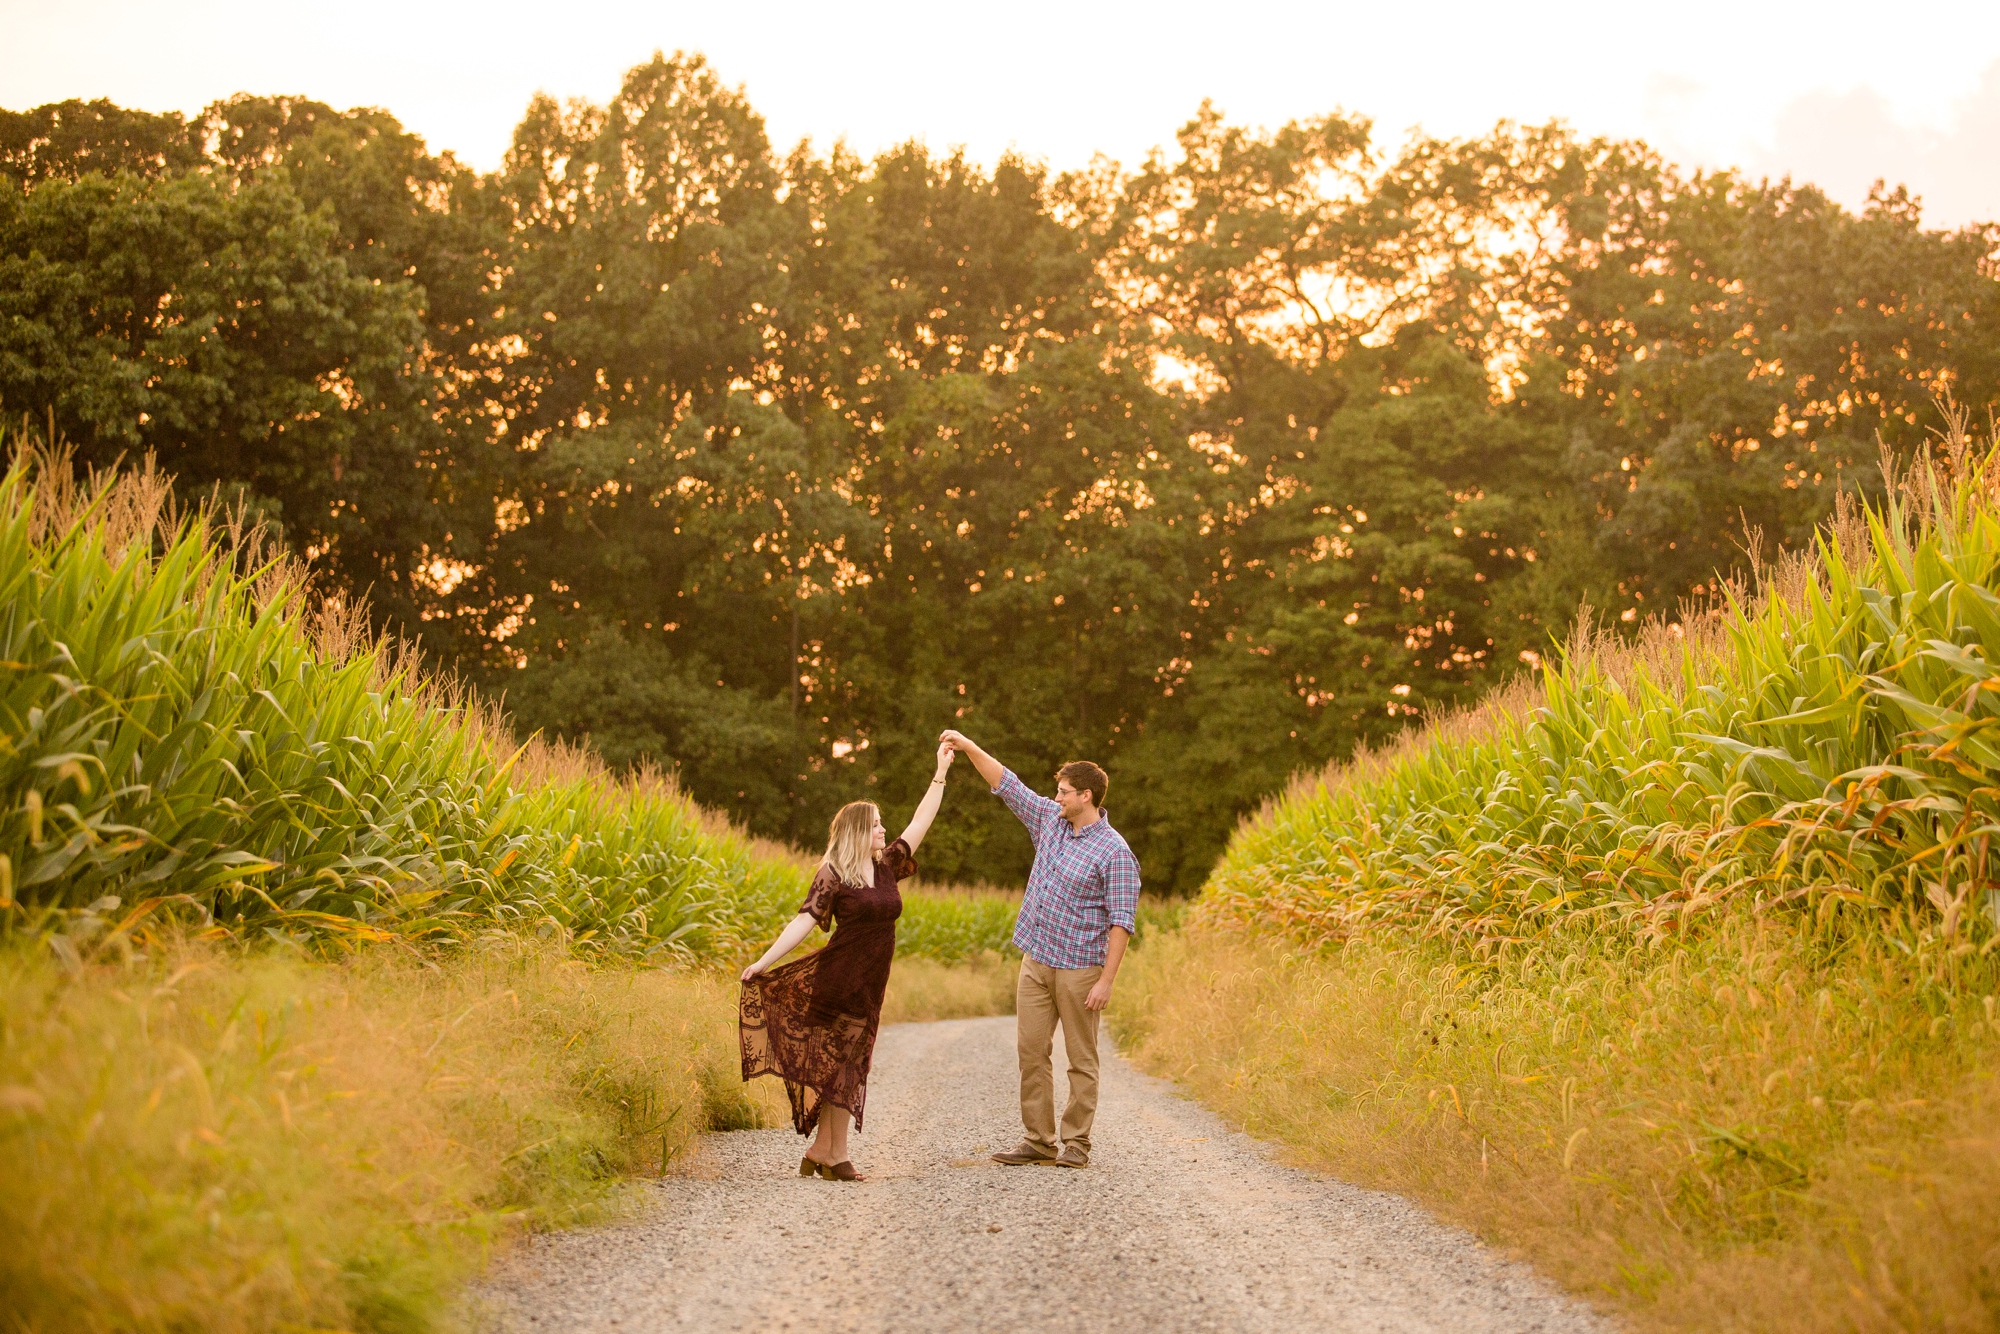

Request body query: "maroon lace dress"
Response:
[739, 838, 915, 1134]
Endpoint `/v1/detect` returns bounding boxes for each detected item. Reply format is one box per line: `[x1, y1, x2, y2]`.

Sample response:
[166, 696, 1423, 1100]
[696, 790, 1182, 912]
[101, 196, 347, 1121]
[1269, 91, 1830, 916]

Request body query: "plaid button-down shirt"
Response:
[995, 769, 1141, 969]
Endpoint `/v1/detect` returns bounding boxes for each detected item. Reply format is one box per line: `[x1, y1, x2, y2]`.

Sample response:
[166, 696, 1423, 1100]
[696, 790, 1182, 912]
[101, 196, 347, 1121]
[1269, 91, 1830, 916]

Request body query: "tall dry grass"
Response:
[0, 929, 1031, 1334]
[0, 938, 757, 1334]
[882, 952, 1018, 1022]
[1116, 924, 2000, 1332]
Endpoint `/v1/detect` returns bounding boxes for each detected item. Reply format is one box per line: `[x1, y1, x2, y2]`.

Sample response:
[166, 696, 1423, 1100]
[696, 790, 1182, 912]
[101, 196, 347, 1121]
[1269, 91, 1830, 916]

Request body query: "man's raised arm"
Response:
[942, 731, 1060, 832]
[939, 730, 1004, 789]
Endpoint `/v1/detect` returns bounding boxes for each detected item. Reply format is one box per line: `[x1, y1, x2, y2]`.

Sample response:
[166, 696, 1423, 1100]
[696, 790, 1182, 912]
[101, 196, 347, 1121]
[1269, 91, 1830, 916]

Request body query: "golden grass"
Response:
[0, 932, 1022, 1334]
[0, 939, 755, 1334]
[1115, 923, 2000, 1333]
[882, 952, 1018, 1023]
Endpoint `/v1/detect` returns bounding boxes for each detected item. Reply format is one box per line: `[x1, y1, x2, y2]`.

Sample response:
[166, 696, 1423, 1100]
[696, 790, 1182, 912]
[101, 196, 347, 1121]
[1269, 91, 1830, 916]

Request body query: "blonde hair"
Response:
[821, 800, 881, 888]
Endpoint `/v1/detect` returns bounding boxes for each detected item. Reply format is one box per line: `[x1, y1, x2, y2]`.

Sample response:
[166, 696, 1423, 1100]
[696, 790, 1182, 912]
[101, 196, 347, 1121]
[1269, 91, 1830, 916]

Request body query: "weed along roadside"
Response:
[1116, 926, 2000, 1333]
[1, 935, 1027, 1334]
[0, 942, 760, 1333]
[1115, 420, 2000, 1334]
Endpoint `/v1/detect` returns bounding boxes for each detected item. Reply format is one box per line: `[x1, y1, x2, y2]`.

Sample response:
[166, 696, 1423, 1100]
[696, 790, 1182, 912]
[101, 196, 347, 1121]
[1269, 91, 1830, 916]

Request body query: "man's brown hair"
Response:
[1054, 760, 1108, 809]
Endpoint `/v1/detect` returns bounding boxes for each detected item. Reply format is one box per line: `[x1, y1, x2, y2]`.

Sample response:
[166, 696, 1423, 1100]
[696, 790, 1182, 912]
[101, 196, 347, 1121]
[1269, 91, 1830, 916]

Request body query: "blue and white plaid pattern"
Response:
[995, 769, 1141, 969]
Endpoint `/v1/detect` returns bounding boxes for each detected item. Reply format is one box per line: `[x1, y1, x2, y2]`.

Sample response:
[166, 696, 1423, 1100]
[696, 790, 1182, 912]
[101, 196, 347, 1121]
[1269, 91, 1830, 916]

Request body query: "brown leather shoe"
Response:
[1054, 1145, 1089, 1168]
[991, 1141, 1058, 1166]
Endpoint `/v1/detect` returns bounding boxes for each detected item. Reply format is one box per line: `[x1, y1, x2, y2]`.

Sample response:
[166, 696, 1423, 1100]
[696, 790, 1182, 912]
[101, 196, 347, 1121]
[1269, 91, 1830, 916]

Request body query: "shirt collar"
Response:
[1062, 810, 1110, 839]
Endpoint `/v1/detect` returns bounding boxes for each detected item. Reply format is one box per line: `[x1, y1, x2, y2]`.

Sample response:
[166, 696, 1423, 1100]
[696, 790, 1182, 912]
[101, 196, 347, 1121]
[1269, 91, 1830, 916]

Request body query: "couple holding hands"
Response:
[738, 730, 1141, 1180]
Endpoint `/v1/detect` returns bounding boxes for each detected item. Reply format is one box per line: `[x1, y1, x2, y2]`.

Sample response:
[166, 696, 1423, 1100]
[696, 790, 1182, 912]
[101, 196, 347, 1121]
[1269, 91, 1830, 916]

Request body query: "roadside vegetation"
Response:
[1121, 925, 1998, 1333]
[0, 447, 1026, 1333]
[1, 939, 757, 1334]
[3, 937, 1022, 1334]
[15, 50, 1999, 1334]
[1119, 413, 2000, 1332]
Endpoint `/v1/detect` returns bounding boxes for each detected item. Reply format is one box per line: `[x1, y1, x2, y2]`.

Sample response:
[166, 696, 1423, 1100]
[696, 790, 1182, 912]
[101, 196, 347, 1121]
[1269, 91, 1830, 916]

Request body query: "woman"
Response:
[738, 740, 956, 1180]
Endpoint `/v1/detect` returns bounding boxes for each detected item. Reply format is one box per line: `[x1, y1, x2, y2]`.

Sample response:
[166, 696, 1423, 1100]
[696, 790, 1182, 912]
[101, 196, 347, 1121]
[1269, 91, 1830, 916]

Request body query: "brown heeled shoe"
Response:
[827, 1160, 863, 1181]
[799, 1154, 832, 1179]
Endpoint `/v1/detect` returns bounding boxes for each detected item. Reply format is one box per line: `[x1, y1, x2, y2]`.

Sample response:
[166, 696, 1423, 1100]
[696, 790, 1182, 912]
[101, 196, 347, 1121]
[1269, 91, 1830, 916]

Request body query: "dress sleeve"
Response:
[880, 836, 919, 884]
[801, 868, 843, 926]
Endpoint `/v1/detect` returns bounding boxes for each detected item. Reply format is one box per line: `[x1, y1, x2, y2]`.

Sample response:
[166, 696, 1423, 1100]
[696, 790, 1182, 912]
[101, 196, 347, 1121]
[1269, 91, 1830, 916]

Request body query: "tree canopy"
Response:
[5, 57, 1997, 890]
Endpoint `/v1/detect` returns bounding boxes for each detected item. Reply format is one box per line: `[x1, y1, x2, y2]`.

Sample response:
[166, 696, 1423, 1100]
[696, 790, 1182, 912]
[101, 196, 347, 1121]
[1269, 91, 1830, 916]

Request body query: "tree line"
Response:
[4, 56, 1997, 891]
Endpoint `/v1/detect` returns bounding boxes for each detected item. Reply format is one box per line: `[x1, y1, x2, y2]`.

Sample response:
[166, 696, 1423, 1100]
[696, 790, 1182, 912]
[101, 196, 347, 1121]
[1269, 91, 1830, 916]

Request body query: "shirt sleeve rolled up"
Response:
[1104, 843, 1140, 935]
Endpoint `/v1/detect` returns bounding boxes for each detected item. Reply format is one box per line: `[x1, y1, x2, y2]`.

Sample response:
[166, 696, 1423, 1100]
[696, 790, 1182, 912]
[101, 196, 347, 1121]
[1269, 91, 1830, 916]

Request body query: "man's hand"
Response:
[940, 730, 1005, 788]
[1087, 928, 1129, 1011]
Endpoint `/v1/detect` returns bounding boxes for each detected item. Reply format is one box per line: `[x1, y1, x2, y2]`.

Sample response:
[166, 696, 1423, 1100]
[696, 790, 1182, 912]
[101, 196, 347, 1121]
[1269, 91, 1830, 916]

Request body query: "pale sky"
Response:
[4, 0, 1999, 228]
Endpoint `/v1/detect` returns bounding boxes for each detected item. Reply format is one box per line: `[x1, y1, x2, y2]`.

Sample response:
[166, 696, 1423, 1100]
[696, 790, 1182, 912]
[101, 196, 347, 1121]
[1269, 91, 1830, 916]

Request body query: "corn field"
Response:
[1205, 410, 2000, 976]
[0, 447, 808, 959]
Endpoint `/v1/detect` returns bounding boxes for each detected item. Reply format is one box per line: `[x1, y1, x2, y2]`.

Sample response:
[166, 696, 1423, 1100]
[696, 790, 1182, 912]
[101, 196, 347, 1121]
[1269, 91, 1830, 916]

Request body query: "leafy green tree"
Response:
[183, 94, 512, 634]
[461, 54, 809, 820]
[0, 170, 450, 597]
[0, 93, 508, 632]
[1530, 168, 2000, 611]
[200, 93, 506, 369]
[6, 70, 1996, 895]
[0, 99, 201, 185]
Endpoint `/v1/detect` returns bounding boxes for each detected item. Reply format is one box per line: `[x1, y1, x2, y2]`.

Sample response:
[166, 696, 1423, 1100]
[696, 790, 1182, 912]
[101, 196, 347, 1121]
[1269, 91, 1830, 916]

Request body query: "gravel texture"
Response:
[474, 1016, 1612, 1334]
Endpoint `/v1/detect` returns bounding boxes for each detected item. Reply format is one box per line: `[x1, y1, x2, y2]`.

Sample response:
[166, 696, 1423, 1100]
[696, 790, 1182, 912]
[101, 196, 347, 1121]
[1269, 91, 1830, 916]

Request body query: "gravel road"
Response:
[474, 1016, 1611, 1334]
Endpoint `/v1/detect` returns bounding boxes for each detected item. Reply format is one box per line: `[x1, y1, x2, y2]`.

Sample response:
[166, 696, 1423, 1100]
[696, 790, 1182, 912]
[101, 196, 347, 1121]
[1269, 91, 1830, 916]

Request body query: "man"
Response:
[939, 730, 1140, 1169]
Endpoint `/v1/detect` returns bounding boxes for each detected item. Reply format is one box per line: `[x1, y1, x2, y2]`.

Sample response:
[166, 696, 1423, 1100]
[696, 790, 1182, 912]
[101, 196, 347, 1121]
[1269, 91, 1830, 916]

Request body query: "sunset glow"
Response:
[4, 0, 1998, 225]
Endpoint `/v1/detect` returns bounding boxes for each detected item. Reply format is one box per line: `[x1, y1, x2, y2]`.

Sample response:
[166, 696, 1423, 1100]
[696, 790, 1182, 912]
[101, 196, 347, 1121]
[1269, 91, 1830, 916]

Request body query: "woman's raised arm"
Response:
[899, 741, 957, 851]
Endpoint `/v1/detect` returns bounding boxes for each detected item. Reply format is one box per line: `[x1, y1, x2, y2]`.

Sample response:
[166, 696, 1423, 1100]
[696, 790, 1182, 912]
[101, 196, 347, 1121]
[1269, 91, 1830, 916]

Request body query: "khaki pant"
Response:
[1015, 956, 1102, 1155]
